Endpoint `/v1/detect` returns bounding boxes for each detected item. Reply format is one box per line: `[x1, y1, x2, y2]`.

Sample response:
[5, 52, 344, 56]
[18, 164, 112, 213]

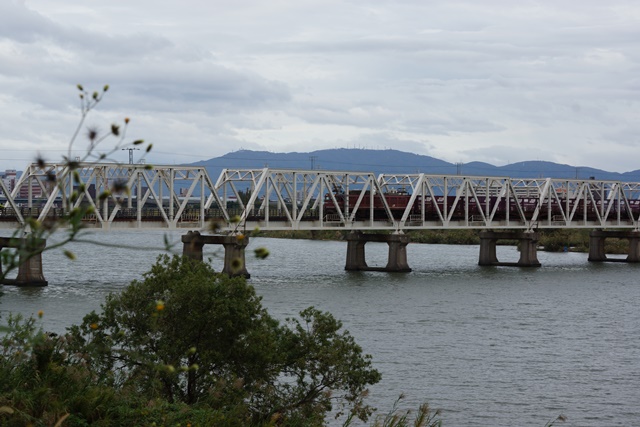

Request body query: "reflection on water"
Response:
[2, 231, 640, 426]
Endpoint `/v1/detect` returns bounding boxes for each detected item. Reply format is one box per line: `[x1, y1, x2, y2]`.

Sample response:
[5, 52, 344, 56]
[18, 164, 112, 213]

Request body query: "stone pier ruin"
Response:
[587, 230, 640, 263]
[0, 236, 48, 286]
[345, 231, 411, 272]
[182, 231, 250, 278]
[478, 231, 541, 267]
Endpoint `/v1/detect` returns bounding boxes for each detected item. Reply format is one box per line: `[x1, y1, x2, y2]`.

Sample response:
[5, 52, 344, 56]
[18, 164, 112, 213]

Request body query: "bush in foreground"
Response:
[1, 255, 381, 426]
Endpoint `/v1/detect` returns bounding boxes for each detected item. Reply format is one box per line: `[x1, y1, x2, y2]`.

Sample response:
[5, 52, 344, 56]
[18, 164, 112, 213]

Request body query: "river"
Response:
[1, 230, 639, 426]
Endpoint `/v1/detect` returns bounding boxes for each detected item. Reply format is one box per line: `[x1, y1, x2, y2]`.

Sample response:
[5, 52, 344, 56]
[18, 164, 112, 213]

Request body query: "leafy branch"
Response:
[1, 85, 153, 285]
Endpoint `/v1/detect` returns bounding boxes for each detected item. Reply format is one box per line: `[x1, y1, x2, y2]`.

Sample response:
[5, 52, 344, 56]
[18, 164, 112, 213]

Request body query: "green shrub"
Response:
[63, 255, 380, 426]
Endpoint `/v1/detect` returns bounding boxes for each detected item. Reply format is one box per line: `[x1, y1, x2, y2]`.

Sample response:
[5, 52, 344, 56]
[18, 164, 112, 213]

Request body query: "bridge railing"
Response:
[214, 168, 399, 232]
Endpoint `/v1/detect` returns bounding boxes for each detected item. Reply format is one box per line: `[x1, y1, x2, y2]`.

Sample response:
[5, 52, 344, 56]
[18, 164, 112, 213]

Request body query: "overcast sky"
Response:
[1, 0, 639, 173]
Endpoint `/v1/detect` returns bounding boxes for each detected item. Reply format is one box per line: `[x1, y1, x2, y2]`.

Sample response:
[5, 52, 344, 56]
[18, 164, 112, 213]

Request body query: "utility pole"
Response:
[122, 148, 139, 165]
[309, 155, 317, 170]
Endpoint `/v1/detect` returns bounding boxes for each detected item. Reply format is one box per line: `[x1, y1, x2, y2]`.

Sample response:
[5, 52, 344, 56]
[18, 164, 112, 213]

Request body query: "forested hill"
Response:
[190, 148, 640, 182]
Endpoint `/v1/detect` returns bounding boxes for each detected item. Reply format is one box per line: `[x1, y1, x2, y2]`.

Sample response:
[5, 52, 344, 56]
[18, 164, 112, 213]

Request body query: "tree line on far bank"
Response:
[253, 229, 628, 254]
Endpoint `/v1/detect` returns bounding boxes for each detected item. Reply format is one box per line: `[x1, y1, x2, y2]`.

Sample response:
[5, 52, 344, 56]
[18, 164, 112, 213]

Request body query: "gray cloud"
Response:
[0, 1, 172, 57]
[0, 0, 639, 173]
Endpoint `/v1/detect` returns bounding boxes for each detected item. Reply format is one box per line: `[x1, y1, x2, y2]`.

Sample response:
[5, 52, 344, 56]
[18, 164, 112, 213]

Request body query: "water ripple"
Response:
[2, 235, 639, 426]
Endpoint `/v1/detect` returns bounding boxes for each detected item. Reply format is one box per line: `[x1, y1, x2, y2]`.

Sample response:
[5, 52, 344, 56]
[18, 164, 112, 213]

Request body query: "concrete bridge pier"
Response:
[345, 231, 411, 272]
[588, 230, 640, 263]
[0, 236, 48, 286]
[182, 231, 250, 278]
[478, 231, 541, 267]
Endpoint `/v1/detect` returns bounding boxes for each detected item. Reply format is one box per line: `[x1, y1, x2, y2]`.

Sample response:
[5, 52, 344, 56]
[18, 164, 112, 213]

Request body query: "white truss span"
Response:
[2, 163, 640, 231]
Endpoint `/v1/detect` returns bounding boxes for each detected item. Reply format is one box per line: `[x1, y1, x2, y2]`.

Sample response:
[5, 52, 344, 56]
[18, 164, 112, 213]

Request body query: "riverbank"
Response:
[251, 228, 630, 254]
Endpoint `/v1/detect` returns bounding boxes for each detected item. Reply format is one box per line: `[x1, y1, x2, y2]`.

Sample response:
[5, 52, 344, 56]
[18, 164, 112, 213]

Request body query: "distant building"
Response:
[1, 169, 44, 198]
[1, 170, 17, 195]
[18, 181, 43, 198]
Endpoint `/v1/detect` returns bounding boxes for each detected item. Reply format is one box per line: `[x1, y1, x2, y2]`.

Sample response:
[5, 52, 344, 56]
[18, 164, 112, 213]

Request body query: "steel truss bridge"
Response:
[2, 162, 640, 232]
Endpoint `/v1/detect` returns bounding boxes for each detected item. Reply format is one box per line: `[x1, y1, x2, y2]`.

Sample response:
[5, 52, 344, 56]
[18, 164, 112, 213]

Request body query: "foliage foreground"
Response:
[0, 84, 154, 287]
[0, 255, 386, 426]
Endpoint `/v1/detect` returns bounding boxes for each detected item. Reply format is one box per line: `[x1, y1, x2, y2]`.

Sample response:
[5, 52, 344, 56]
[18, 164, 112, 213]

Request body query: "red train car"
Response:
[324, 188, 417, 220]
[324, 188, 640, 223]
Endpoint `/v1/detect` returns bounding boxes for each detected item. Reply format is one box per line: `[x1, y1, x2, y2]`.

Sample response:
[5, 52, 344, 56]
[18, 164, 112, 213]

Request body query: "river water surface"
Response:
[1, 231, 639, 426]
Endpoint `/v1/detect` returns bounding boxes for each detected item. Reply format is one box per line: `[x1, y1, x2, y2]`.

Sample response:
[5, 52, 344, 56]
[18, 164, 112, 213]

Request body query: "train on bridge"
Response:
[322, 186, 640, 222]
[0, 189, 640, 223]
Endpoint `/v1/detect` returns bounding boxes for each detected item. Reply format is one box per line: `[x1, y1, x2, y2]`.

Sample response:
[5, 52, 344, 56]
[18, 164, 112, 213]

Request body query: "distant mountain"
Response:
[190, 149, 640, 182]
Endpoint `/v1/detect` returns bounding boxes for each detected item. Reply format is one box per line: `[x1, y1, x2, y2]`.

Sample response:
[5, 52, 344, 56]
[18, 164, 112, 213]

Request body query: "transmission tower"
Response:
[122, 148, 140, 165]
